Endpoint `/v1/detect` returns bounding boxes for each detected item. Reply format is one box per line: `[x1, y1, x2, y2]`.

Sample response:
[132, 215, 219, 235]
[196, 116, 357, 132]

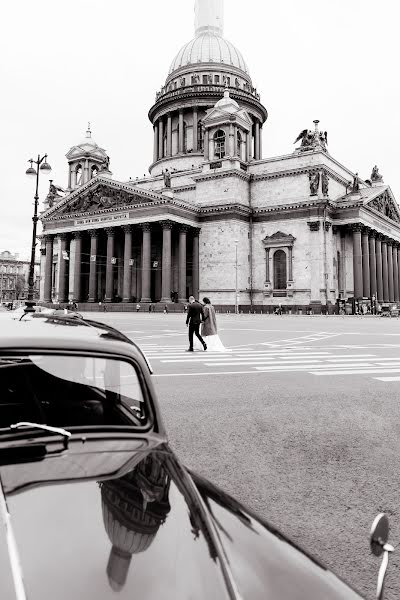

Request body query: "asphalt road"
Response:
[83, 313, 400, 597]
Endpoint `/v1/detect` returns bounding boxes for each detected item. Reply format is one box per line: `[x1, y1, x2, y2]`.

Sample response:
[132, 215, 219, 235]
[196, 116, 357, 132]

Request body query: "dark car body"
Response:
[0, 316, 364, 599]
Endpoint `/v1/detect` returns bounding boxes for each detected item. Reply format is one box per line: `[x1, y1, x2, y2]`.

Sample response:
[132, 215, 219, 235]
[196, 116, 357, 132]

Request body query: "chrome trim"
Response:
[0, 478, 27, 600]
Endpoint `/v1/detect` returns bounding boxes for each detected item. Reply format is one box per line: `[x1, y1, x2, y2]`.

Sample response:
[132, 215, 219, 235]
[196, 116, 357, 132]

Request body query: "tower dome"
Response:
[148, 0, 268, 176]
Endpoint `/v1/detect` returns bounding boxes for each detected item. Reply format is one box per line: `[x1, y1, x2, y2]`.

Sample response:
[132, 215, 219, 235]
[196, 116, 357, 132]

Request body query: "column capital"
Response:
[40, 248, 46, 256]
[89, 229, 100, 238]
[307, 221, 320, 231]
[332, 225, 340, 234]
[386, 238, 394, 246]
[324, 222, 332, 232]
[141, 222, 152, 232]
[376, 232, 385, 241]
[192, 227, 201, 237]
[392, 241, 400, 248]
[104, 227, 116, 237]
[57, 232, 68, 241]
[368, 230, 377, 239]
[44, 234, 54, 243]
[179, 225, 189, 234]
[122, 225, 133, 234]
[381, 236, 389, 244]
[161, 220, 174, 230]
[72, 231, 83, 240]
[362, 226, 371, 235]
[349, 223, 363, 233]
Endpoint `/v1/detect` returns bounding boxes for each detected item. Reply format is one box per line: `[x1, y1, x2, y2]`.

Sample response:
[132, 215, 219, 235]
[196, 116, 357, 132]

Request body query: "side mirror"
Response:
[370, 513, 394, 600]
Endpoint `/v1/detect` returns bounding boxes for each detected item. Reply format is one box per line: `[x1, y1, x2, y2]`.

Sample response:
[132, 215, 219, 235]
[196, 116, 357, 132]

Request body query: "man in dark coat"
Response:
[186, 296, 207, 352]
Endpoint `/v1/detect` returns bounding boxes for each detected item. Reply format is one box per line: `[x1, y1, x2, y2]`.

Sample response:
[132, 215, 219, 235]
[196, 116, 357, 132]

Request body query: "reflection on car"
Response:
[0, 314, 392, 599]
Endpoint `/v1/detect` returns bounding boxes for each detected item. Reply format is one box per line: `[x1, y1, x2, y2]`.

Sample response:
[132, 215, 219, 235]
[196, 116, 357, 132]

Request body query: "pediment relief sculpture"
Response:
[59, 186, 150, 216]
[262, 231, 296, 248]
[368, 192, 400, 224]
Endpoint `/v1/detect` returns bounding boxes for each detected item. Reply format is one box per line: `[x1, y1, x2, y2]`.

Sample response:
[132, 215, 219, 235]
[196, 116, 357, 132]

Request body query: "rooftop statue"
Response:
[294, 123, 328, 152]
[371, 165, 383, 182]
[163, 169, 171, 188]
[352, 173, 360, 193]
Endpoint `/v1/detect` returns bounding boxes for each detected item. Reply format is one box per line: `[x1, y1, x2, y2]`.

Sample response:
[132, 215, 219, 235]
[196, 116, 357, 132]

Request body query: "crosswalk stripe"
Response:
[311, 368, 400, 376]
[374, 377, 400, 381]
[255, 363, 374, 371]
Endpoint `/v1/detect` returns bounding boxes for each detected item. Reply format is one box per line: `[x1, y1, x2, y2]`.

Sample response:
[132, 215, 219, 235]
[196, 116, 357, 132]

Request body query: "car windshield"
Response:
[0, 354, 147, 431]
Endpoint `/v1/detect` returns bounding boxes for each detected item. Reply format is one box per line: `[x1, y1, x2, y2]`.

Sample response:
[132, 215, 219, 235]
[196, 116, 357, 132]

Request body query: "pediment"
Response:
[41, 178, 164, 220]
[66, 145, 107, 160]
[366, 189, 400, 224]
[262, 231, 296, 247]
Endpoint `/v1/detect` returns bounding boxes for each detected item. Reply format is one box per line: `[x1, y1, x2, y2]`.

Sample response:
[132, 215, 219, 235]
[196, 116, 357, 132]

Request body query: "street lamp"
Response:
[25, 154, 52, 312]
[234, 239, 239, 315]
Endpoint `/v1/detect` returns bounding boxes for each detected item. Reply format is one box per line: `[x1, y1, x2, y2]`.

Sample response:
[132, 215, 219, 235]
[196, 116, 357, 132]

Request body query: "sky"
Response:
[1, 0, 399, 260]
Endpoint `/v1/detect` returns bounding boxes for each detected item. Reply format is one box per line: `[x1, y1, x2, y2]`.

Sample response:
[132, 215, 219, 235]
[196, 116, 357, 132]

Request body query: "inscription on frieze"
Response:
[74, 213, 130, 226]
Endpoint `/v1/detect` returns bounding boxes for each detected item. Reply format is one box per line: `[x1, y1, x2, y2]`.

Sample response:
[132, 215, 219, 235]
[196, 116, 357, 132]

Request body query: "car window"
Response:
[0, 354, 147, 430]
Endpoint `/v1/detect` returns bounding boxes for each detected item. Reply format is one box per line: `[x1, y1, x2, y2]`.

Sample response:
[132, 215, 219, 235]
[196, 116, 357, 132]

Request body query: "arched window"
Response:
[273, 250, 287, 290]
[76, 164, 82, 186]
[236, 131, 242, 158]
[197, 120, 204, 151]
[214, 129, 226, 159]
[91, 165, 99, 179]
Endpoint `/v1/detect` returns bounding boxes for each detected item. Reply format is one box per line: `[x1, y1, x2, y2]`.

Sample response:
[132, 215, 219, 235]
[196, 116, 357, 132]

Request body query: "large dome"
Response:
[169, 31, 249, 76]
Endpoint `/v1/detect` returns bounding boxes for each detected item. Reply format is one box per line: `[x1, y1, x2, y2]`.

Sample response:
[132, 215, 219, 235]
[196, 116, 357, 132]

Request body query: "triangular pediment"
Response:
[365, 187, 400, 224]
[41, 177, 166, 220]
[262, 231, 296, 247]
[66, 145, 107, 161]
[203, 106, 253, 130]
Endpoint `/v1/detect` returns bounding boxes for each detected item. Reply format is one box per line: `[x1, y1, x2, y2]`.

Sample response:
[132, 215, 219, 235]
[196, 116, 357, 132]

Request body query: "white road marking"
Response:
[374, 377, 400, 381]
[311, 368, 400, 376]
[254, 363, 374, 371]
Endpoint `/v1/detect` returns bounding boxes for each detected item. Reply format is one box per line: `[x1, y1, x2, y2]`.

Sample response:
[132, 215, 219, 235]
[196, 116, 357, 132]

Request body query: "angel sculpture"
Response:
[293, 129, 314, 148]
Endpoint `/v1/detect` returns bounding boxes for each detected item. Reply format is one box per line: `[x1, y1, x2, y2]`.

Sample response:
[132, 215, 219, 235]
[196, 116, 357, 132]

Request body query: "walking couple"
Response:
[185, 296, 228, 352]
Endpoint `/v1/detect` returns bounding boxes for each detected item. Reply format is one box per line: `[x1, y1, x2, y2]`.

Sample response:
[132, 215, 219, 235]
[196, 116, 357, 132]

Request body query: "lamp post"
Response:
[234, 239, 239, 315]
[25, 154, 52, 312]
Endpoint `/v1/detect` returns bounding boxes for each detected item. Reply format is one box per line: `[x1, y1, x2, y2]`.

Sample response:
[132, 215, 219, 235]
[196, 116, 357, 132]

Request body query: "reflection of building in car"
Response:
[101, 454, 171, 591]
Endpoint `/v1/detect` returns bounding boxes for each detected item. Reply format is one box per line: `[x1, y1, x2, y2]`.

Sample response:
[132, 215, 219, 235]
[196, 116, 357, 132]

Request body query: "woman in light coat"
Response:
[198, 297, 229, 351]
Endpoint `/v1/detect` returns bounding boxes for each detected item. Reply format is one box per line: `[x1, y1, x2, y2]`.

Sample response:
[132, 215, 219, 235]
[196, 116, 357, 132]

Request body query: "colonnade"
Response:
[153, 106, 263, 162]
[349, 224, 400, 302]
[42, 222, 200, 304]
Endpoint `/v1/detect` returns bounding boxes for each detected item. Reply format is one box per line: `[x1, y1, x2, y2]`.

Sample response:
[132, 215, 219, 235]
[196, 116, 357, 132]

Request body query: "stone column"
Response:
[178, 226, 188, 302]
[140, 223, 151, 302]
[361, 227, 370, 298]
[178, 110, 184, 153]
[382, 238, 389, 302]
[369, 231, 377, 301]
[167, 114, 172, 157]
[393, 243, 399, 302]
[246, 132, 252, 161]
[288, 246, 293, 281]
[88, 230, 99, 303]
[204, 129, 209, 160]
[387, 240, 394, 302]
[398, 247, 400, 301]
[153, 122, 158, 163]
[58, 233, 68, 302]
[375, 235, 383, 303]
[161, 221, 173, 303]
[265, 248, 270, 281]
[43, 235, 54, 302]
[259, 126, 263, 159]
[158, 118, 164, 160]
[193, 107, 198, 152]
[105, 228, 115, 303]
[229, 123, 235, 156]
[192, 228, 200, 299]
[352, 224, 363, 299]
[122, 225, 133, 302]
[254, 120, 260, 160]
[84, 159, 89, 185]
[73, 232, 83, 303]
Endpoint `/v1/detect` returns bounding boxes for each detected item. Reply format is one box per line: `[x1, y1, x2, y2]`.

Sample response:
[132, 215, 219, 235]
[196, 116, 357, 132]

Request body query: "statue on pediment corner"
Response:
[100, 155, 111, 172]
[371, 165, 383, 182]
[351, 173, 360, 193]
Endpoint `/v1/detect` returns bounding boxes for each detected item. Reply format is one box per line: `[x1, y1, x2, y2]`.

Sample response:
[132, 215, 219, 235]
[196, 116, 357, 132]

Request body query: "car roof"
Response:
[0, 315, 145, 361]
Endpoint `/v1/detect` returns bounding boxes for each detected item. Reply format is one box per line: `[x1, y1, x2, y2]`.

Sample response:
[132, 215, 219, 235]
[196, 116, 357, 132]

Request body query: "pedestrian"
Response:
[136, 303, 141, 312]
[164, 304, 169, 314]
[186, 295, 207, 352]
[183, 304, 188, 313]
[149, 303, 152, 313]
[198, 297, 228, 351]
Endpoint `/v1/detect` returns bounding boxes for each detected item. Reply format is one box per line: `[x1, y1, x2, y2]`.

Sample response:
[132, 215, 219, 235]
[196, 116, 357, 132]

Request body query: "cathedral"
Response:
[39, 0, 400, 313]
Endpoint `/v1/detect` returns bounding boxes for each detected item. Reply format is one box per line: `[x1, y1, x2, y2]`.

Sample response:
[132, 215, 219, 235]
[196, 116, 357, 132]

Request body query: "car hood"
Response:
[0, 445, 364, 600]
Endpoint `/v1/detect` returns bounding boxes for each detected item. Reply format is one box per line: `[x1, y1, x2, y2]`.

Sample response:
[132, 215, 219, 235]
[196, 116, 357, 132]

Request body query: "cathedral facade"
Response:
[40, 0, 400, 313]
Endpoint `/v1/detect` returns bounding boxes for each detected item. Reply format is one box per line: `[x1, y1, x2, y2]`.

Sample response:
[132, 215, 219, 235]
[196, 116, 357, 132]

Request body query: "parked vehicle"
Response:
[0, 315, 393, 599]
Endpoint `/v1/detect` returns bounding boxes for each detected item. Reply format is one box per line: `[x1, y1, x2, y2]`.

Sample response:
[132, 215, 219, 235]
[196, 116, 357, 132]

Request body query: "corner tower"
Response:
[148, 0, 268, 176]
[65, 124, 111, 191]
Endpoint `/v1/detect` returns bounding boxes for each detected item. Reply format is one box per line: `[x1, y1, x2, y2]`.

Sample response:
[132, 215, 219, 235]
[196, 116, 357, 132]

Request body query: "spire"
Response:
[86, 122, 92, 139]
[194, 0, 224, 37]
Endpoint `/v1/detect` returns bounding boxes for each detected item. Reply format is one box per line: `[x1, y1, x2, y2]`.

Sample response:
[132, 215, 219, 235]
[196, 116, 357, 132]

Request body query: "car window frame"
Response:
[0, 349, 155, 436]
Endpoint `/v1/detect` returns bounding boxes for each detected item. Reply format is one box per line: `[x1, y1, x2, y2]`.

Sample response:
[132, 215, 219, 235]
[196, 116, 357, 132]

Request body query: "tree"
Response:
[15, 275, 25, 299]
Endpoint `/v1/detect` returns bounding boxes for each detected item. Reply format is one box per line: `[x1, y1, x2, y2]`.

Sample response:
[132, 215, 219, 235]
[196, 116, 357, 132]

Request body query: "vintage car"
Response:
[0, 314, 393, 599]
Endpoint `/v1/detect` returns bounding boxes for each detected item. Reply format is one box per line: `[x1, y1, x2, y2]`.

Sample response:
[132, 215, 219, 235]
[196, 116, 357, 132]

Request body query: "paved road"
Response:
[72, 314, 400, 596]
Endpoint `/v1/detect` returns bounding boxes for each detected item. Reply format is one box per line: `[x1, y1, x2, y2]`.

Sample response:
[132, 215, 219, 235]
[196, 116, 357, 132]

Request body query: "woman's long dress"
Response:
[193, 304, 229, 351]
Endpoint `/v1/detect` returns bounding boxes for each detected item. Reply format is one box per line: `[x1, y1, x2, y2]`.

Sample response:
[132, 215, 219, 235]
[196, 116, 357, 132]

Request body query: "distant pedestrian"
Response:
[164, 305, 169, 314]
[149, 303, 152, 313]
[136, 303, 141, 312]
[186, 296, 207, 352]
[184, 304, 188, 313]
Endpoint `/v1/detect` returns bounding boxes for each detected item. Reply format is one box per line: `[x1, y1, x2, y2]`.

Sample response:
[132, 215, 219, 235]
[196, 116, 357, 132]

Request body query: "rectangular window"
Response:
[203, 75, 208, 84]
[214, 75, 220, 84]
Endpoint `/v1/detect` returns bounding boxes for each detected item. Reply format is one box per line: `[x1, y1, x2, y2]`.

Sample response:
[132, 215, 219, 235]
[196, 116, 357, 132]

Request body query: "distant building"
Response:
[39, 0, 400, 312]
[0, 250, 40, 302]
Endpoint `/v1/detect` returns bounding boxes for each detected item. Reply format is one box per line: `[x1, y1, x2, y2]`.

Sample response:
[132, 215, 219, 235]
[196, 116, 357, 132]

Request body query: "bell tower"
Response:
[65, 124, 111, 191]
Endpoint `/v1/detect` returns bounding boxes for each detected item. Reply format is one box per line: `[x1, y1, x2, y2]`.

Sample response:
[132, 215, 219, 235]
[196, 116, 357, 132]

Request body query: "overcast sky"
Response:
[1, 0, 399, 260]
